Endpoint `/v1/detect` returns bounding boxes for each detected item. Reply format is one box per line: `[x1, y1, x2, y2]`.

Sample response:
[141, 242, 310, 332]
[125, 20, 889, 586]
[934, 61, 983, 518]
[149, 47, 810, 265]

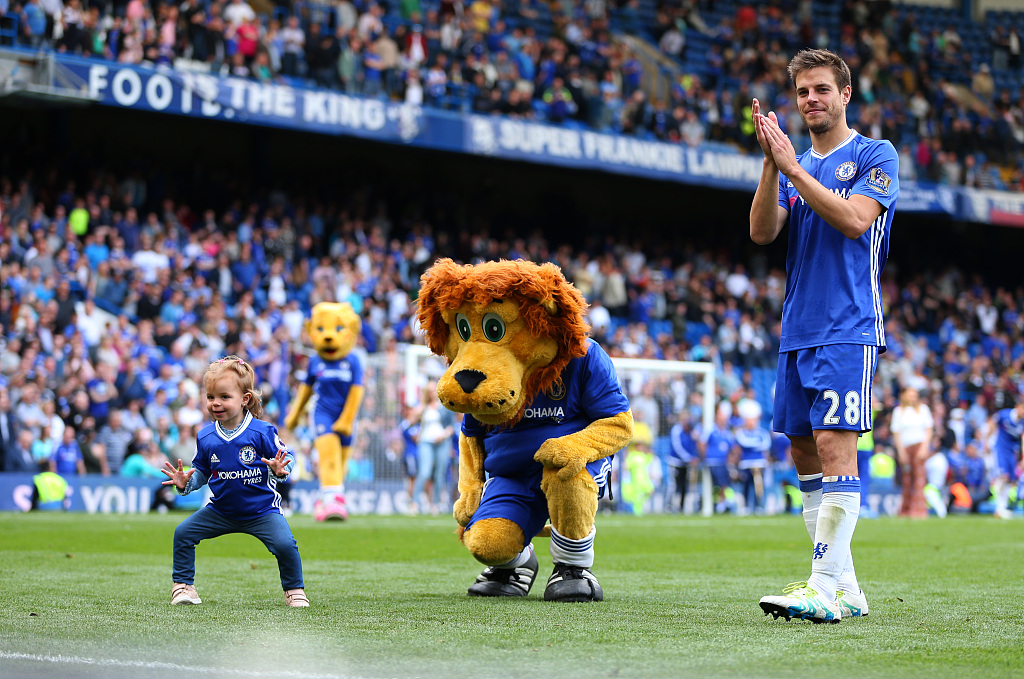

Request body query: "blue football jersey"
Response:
[462, 339, 630, 479]
[993, 408, 1024, 456]
[51, 442, 83, 476]
[735, 425, 771, 467]
[668, 422, 698, 466]
[306, 354, 363, 416]
[777, 131, 899, 352]
[770, 431, 792, 463]
[190, 412, 291, 518]
[702, 426, 735, 465]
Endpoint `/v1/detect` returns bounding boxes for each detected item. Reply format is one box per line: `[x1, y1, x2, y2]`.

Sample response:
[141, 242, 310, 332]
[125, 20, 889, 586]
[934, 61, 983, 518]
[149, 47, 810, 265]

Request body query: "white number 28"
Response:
[823, 390, 860, 426]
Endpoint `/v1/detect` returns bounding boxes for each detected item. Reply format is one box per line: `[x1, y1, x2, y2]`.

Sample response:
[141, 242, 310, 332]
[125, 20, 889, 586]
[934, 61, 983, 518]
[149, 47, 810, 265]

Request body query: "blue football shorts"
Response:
[996, 448, 1020, 480]
[707, 464, 732, 490]
[774, 344, 878, 437]
[465, 458, 612, 542]
[314, 410, 355, 446]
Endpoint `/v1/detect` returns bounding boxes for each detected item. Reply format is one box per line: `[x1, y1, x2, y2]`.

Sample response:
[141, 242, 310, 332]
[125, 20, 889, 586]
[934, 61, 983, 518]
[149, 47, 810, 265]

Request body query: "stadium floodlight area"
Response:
[402, 344, 716, 516]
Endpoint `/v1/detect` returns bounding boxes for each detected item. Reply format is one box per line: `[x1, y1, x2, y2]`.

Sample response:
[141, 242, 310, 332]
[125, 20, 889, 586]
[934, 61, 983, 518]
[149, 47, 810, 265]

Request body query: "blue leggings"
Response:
[172, 505, 304, 590]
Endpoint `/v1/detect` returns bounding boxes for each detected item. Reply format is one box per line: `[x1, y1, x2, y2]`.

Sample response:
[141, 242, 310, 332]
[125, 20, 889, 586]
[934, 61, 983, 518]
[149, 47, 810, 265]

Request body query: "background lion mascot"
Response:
[284, 302, 364, 521]
[416, 258, 634, 602]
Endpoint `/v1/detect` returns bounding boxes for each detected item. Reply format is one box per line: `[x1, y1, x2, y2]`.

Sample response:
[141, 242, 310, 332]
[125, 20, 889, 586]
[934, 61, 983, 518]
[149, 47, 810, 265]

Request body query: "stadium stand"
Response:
[1, 0, 1023, 182]
[0, 153, 1021, 515]
[1, 0, 1023, 516]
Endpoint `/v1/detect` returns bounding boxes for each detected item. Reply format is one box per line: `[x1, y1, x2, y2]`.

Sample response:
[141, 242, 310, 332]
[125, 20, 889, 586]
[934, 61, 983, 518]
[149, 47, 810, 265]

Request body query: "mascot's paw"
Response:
[534, 442, 587, 482]
[468, 548, 539, 597]
[543, 563, 604, 602]
[453, 491, 482, 527]
[314, 496, 348, 522]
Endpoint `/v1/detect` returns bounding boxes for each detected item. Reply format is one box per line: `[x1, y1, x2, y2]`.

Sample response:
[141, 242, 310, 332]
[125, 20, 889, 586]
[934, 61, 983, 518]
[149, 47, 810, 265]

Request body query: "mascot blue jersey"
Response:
[189, 412, 291, 518]
[777, 131, 899, 352]
[462, 339, 629, 479]
[305, 354, 363, 416]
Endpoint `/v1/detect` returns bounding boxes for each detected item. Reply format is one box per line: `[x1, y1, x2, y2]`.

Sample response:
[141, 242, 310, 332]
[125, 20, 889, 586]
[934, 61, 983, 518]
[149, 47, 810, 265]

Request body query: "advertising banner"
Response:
[49, 54, 1023, 223]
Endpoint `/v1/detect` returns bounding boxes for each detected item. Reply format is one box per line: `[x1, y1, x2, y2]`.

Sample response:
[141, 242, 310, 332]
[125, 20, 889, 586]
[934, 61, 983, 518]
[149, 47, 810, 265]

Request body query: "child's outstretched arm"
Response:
[161, 459, 208, 496]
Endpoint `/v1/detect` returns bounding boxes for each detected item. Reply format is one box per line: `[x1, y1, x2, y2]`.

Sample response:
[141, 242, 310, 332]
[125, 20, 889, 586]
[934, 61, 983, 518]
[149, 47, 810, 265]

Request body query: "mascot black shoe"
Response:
[544, 563, 604, 602]
[468, 546, 539, 597]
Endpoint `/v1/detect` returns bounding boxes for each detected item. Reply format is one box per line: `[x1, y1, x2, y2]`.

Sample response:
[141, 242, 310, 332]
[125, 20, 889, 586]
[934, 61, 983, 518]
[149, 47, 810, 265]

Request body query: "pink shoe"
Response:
[314, 495, 348, 521]
[171, 583, 202, 605]
[284, 588, 310, 607]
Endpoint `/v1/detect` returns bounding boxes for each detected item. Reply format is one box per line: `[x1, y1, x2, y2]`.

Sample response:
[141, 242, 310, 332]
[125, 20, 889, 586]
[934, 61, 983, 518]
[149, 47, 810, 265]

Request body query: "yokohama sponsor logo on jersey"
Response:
[216, 468, 263, 480]
[523, 407, 565, 420]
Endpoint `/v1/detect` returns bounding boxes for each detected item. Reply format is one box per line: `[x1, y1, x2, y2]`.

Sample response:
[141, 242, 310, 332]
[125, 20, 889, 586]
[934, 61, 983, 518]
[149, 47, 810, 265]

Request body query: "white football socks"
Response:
[995, 479, 1011, 515]
[549, 526, 596, 567]
[798, 473, 822, 541]
[496, 543, 535, 570]
[800, 473, 860, 599]
[806, 477, 861, 603]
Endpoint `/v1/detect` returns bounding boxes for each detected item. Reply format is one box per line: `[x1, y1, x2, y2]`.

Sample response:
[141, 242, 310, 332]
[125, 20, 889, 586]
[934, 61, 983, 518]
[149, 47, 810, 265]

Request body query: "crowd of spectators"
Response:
[659, 0, 1024, 188]
[4, 0, 1024, 187]
[1, 0, 1024, 510]
[0, 163, 1022, 518]
[643, 0, 1024, 190]
[4, 0, 651, 128]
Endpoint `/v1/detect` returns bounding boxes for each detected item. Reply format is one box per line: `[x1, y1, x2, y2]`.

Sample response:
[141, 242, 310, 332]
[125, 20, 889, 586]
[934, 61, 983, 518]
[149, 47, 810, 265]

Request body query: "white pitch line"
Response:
[0, 652, 369, 679]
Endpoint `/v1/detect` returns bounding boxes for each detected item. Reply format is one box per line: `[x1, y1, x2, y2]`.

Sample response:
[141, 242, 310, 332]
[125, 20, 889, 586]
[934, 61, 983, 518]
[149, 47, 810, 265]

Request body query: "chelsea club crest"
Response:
[548, 381, 566, 400]
[835, 161, 857, 181]
[238, 445, 258, 465]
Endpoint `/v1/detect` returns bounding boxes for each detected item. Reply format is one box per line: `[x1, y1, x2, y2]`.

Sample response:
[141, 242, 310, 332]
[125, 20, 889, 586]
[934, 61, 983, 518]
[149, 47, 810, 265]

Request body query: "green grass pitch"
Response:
[1, 511, 1022, 679]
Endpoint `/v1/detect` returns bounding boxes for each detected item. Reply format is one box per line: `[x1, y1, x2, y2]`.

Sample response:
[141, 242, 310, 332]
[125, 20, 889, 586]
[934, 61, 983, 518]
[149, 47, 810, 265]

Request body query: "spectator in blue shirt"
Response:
[947, 440, 989, 514]
[667, 410, 699, 512]
[230, 243, 260, 299]
[21, 0, 48, 48]
[50, 425, 85, 477]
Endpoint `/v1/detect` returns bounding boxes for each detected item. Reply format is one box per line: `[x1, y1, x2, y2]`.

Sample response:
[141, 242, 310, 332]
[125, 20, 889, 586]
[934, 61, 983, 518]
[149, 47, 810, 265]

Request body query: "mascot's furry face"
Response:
[417, 259, 590, 426]
[306, 302, 361, 361]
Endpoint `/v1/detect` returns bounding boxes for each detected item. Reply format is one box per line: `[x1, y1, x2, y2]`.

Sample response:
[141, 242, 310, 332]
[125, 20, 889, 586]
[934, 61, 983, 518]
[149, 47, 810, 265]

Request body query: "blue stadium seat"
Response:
[684, 322, 710, 346]
[0, 13, 18, 46]
[648, 319, 672, 338]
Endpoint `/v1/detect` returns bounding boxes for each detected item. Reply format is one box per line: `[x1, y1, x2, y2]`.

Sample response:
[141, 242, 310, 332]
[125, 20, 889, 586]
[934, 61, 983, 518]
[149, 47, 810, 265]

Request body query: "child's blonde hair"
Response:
[204, 355, 264, 419]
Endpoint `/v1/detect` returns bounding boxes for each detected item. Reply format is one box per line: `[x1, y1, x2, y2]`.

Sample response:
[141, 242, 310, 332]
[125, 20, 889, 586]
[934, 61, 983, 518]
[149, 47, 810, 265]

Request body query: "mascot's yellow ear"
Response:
[537, 298, 557, 316]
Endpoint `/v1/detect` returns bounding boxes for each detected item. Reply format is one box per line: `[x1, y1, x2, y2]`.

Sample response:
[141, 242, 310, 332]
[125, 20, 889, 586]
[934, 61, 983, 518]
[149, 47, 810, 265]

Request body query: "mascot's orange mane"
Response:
[417, 258, 591, 414]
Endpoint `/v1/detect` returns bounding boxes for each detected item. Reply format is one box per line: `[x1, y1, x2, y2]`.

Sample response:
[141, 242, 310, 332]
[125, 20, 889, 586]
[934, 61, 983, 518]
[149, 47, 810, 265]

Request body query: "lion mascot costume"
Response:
[417, 258, 634, 602]
[284, 302, 364, 521]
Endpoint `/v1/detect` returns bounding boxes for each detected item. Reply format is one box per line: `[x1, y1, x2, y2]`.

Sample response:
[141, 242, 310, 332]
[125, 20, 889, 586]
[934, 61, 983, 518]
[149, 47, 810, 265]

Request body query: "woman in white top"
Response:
[410, 383, 455, 515]
[890, 387, 934, 518]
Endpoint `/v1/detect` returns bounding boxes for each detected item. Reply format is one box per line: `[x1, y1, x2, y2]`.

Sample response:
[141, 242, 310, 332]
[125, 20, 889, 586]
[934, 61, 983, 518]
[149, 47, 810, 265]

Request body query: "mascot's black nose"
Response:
[454, 370, 486, 394]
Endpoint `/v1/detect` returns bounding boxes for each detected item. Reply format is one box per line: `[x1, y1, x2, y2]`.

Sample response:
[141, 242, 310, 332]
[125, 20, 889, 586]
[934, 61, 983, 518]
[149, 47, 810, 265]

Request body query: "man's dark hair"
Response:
[787, 49, 852, 92]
